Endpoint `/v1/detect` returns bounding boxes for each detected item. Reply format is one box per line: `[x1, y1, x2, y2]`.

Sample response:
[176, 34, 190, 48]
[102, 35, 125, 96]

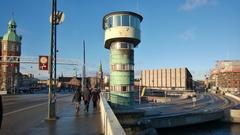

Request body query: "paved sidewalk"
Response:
[30, 101, 103, 135]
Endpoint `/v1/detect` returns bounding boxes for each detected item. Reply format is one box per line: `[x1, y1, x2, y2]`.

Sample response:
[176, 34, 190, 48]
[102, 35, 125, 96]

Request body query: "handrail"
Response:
[99, 93, 126, 135]
[225, 93, 240, 102]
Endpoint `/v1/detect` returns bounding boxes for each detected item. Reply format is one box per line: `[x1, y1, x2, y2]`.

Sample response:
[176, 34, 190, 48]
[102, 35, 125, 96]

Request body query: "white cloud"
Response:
[180, 27, 197, 41]
[179, 0, 218, 11]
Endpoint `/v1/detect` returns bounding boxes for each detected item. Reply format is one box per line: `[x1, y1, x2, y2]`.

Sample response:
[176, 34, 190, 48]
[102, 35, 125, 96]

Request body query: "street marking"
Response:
[3, 94, 72, 117]
[3, 102, 47, 117]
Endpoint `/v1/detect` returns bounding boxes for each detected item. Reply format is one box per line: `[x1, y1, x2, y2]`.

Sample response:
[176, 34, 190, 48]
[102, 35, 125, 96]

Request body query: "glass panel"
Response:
[108, 16, 113, 28]
[122, 15, 129, 26]
[130, 16, 140, 29]
[113, 15, 121, 27]
[130, 16, 136, 28]
[136, 18, 140, 29]
[105, 17, 112, 29]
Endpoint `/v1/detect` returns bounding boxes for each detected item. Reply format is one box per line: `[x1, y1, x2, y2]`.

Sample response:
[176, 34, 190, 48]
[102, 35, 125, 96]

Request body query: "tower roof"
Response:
[8, 20, 17, 27]
[2, 19, 21, 42]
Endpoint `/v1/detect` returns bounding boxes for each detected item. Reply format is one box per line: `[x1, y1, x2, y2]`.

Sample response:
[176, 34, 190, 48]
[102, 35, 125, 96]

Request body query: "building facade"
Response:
[207, 60, 240, 92]
[141, 68, 193, 90]
[103, 11, 143, 106]
[0, 20, 22, 94]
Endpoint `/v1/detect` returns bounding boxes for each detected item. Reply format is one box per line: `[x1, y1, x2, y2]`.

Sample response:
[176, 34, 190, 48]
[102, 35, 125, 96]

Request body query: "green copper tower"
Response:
[103, 11, 143, 107]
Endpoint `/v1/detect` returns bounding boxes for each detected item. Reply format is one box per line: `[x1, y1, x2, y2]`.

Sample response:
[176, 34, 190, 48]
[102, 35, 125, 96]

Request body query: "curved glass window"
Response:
[111, 85, 131, 92]
[122, 15, 129, 26]
[130, 16, 136, 28]
[130, 16, 140, 29]
[110, 42, 134, 49]
[113, 15, 121, 27]
[104, 16, 112, 29]
[111, 64, 134, 71]
[105, 15, 140, 29]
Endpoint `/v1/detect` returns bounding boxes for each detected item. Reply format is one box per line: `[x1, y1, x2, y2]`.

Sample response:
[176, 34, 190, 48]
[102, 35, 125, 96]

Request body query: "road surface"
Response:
[1, 93, 72, 135]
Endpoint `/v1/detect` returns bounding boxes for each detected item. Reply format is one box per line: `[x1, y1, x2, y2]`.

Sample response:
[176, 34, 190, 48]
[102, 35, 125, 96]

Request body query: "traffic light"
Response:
[39, 56, 49, 70]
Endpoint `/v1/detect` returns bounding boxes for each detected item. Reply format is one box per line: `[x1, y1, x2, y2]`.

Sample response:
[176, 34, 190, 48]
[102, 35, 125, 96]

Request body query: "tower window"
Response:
[122, 15, 129, 26]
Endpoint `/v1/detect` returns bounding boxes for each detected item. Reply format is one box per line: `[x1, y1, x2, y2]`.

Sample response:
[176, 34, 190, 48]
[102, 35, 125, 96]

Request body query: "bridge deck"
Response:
[30, 101, 103, 135]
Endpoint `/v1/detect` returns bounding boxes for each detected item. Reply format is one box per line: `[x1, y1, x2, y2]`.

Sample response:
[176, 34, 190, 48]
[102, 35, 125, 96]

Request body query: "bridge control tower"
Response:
[103, 11, 143, 107]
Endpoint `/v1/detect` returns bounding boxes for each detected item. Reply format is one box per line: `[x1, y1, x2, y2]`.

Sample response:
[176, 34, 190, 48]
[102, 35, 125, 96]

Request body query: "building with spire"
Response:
[0, 19, 22, 94]
[96, 61, 103, 89]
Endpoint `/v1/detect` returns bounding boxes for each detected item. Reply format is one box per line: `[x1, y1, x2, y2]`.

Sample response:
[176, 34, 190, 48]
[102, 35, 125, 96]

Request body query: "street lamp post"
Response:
[46, 0, 64, 120]
[47, 0, 57, 120]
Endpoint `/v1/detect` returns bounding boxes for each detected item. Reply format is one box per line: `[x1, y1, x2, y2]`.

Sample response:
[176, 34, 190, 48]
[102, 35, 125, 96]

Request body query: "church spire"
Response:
[98, 60, 103, 80]
[98, 60, 103, 74]
[8, 19, 17, 32]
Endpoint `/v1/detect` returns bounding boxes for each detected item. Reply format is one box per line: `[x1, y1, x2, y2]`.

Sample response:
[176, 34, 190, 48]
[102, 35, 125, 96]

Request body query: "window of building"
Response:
[3, 44, 7, 51]
[105, 15, 140, 29]
[105, 16, 113, 29]
[122, 15, 129, 26]
[122, 86, 127, 91]
[130, 16, 140, 29]
[113, 15, 121, 27]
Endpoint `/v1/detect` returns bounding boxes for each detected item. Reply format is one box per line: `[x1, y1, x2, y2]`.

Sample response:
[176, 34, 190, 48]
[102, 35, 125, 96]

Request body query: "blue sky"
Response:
[0, 0, 239, 80]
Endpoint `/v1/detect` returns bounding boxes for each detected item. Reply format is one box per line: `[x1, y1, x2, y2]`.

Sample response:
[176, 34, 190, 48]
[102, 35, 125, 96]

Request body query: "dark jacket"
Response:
[91, 89, 99, 102]
[72, 91, 81, 102]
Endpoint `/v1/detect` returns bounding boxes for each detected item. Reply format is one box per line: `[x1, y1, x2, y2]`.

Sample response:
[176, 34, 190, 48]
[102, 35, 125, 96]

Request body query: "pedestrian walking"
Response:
[91, 88, 100, 109]
[83, 87, 91, 112]
[72, 90, 81, 113]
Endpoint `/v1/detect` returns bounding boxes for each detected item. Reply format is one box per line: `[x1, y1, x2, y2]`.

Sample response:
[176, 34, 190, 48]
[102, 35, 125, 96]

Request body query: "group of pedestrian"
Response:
[72, 86, 100, 113]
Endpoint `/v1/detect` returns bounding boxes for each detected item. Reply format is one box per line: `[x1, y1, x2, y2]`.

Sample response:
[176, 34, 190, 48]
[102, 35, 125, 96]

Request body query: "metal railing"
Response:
[99, 93, 126, 135]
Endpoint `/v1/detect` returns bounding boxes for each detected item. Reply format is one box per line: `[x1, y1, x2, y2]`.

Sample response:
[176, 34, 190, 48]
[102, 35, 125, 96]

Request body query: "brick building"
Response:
[0, 19, 22, 94]
[208, 60, 240, 92]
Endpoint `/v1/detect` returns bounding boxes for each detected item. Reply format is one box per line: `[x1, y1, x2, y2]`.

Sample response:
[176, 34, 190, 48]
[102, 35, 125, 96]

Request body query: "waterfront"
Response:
[157, 120, 240, 135]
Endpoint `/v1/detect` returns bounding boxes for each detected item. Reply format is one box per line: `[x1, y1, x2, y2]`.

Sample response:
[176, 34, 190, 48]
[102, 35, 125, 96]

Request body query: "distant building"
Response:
[207, 60, 240, 92]
[18, 73, 38, 92]
[0, 19, 22, 94]
[140, 68, 193, 90]
[58, 76, 99, 90]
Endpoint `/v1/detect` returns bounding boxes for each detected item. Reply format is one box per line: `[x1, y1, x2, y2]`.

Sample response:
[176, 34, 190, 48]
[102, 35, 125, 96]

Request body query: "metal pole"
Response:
[139, 79, 141, 104]
[81, 40, 86, 92]
[164, 91, 166, 104]
[47, 0, 57, 120]
[54, 0, 57, 92]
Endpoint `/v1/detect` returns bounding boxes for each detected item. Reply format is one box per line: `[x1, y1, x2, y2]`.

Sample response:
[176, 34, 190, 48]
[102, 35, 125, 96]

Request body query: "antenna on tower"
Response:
[11, 12, 15, 20]
[136, 0, 140, 13]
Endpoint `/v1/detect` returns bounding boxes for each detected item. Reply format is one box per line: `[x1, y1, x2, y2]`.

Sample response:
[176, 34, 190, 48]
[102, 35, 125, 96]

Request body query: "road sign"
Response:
[50, 11, 65, 25]
[39, 56, 49, 70]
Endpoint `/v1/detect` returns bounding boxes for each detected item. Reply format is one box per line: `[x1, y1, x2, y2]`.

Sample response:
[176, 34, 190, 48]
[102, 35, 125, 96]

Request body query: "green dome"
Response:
[2, 32, 21, 42]
[8, 20, 17, 27]
[2, 19, 21, 42]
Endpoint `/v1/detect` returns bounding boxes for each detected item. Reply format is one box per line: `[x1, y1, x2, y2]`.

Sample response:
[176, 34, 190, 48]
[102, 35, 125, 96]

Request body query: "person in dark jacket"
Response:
[72, 90, 81, 112]
[91, 88, 100, 109]
[83, 87, 91, 112]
